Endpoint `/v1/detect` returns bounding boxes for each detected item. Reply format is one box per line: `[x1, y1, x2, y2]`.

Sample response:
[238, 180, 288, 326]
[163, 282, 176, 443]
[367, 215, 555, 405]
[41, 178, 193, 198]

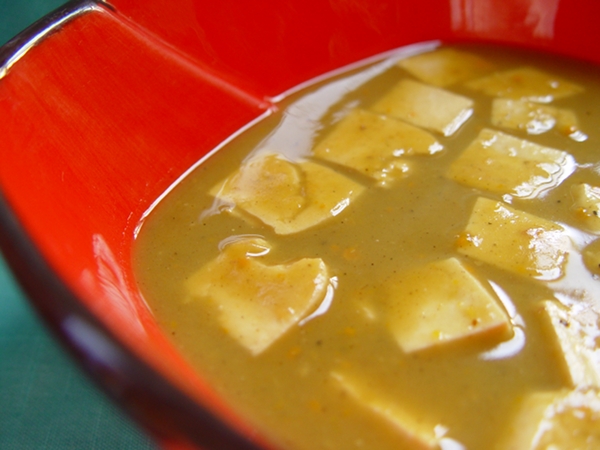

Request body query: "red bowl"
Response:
[1, 0, 599, 448]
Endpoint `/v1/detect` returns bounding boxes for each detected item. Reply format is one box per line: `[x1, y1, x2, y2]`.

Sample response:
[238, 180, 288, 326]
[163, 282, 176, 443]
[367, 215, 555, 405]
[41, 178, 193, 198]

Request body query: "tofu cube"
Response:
[186, 237, 331, 355]
[501, 389, 600, 450]
[331, 371, 447, 449]
[571, 183, 600, 233]
[456, 197, 570, 280]
[491, 99, 585, 139]
[370, 79, 473, 136]
[312, 109, 442, 186]
[398, 47, 495, 86]
[536, 300, 600, 388]
[387, 257, 512, 353]
[465, 66, 583, 103]
[212, 153, 365, 234]
[447, 128, 576, 199]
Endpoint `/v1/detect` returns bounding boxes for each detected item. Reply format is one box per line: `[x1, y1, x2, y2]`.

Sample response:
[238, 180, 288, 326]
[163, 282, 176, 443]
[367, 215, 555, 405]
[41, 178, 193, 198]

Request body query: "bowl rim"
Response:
[0, 1, 264, 448]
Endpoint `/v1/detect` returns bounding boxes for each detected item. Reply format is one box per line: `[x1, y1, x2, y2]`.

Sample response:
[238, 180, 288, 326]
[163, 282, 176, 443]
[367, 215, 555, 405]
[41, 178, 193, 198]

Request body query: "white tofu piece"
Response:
[447, 128, 576, 199]
[312, 109, 442, 186]
[370, 79, 474, 136]
[571, 183, 600, 233]
[501, 389, 600, 450]
[456, 197, 570, 281]
[465, 66, 583, 103]
[491, 99, 585, 139]
[536, 300, 600, 388]
[212, 153, 365, 234]
[331, 371, 452, 449]
[186, 237, 330, 355]
[387, 257, 512, 353]
[398, 47, 495, 86]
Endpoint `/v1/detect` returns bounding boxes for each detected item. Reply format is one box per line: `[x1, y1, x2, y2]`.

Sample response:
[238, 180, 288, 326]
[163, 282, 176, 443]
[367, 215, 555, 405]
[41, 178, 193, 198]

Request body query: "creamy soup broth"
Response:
[133, 44, 600, 449]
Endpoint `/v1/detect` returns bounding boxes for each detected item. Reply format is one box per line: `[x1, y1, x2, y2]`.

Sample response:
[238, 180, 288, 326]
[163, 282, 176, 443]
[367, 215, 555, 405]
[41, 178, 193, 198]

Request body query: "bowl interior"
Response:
[1, 0, 600, 447]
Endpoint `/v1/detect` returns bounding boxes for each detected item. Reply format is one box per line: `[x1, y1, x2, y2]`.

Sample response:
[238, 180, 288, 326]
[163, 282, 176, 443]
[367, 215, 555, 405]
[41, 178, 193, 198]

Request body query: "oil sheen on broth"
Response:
[133, 44, 600, 450]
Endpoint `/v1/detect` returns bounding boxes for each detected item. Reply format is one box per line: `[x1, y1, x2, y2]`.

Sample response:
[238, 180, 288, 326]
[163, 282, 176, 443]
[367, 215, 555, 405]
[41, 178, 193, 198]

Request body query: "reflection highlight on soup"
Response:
[133, 44, 600, 449]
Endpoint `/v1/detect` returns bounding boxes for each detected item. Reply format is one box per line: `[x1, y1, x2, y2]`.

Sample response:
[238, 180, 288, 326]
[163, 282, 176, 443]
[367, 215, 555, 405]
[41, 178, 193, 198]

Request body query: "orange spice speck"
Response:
[343, 247, 360, 261]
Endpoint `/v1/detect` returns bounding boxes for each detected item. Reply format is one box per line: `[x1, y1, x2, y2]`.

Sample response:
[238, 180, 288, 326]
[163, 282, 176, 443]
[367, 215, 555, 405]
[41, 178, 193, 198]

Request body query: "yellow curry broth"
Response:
[133, 44, 600, 449]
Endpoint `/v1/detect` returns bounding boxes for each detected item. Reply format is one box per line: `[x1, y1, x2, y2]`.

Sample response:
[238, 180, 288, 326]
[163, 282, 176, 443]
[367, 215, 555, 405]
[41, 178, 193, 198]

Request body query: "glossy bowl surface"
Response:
[0, 0, 599, 448]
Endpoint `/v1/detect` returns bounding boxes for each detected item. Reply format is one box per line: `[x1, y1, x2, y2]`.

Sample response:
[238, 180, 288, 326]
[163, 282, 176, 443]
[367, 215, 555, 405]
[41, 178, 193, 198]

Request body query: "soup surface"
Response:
[133, 44, 600, 450]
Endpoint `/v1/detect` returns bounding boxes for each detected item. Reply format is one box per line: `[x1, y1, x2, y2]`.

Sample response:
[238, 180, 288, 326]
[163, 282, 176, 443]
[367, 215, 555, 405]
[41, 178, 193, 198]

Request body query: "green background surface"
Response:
[0, 1, 157, 448]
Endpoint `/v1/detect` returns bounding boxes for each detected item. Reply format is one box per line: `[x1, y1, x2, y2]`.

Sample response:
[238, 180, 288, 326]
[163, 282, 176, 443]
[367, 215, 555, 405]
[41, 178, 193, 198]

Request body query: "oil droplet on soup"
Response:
[133, 44, 600, 450]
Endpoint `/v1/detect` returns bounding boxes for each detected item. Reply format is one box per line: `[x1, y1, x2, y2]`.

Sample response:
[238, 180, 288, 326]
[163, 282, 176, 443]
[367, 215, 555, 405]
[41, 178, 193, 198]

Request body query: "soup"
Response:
[133, 44, 600, 449]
